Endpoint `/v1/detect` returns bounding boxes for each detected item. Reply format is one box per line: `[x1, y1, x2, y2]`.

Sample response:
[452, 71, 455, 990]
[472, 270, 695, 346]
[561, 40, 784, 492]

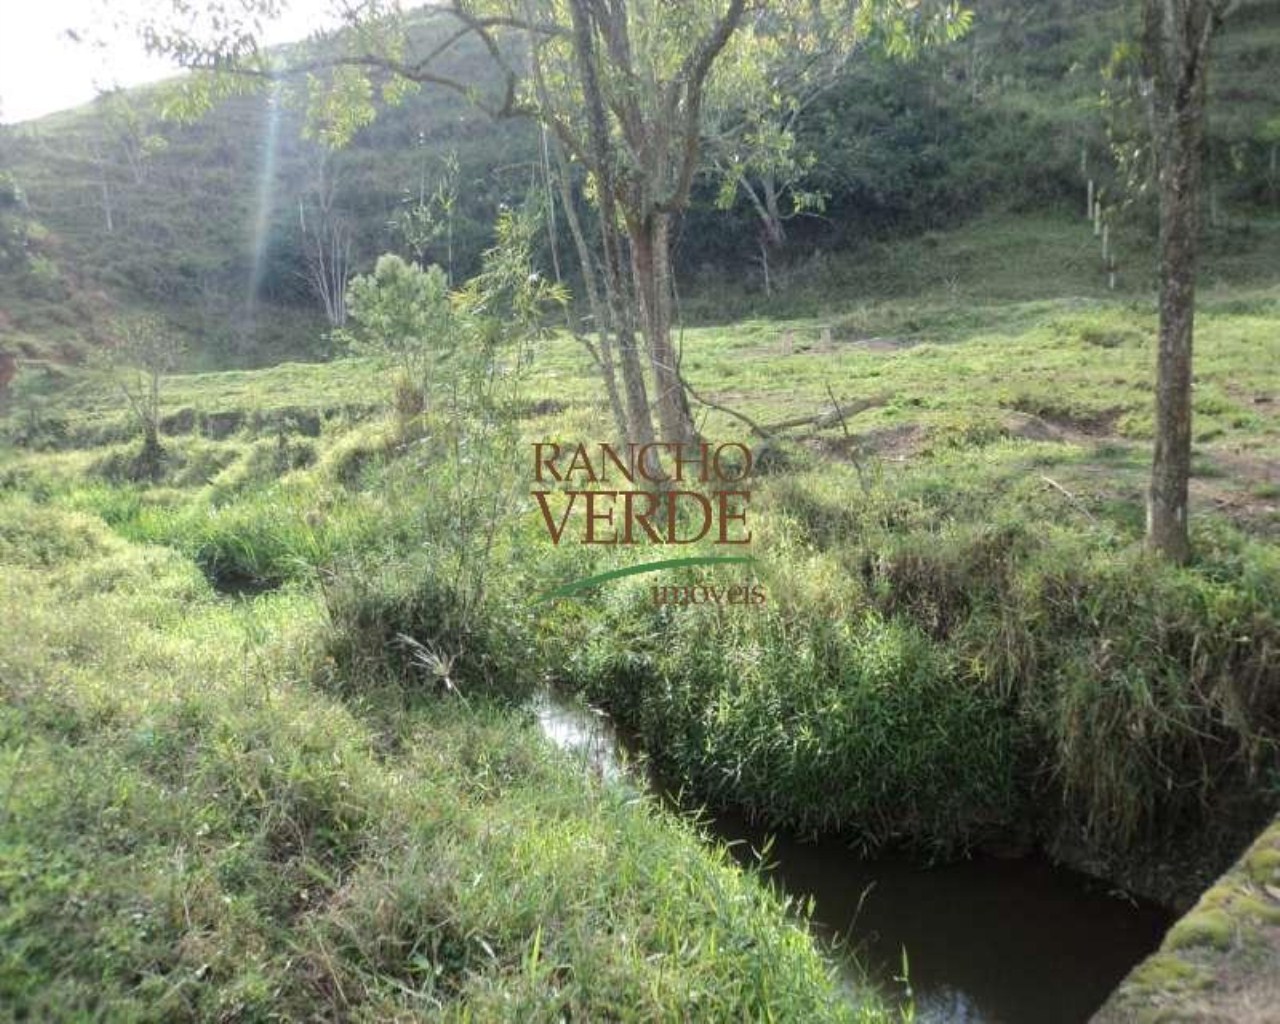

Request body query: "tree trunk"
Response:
[1145, 0, 1222, 564]
[1147, 108, 1201, 563]
[91, 134, 115, 234]
[630, 212, 696, 446]
[100, 177, 115, 234]
[551, 142, 628, 440]
[738, 173, 786, 293]
[762, 173, 786, 248]
[608, 231, 657, 456]
[758, 238, 772, 296]
[566, 0, 656, 455]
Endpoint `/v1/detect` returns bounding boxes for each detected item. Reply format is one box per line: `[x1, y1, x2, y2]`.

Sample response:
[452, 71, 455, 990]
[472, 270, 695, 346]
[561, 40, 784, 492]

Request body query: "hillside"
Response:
[0, 15, 538, 370]
[0, 0, 1277, 375]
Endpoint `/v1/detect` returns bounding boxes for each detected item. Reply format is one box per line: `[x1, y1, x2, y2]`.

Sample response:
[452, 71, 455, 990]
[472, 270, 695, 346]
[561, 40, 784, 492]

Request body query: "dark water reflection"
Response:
[708, 812, 1173, 1024]
[534, 691, 1173, 1024]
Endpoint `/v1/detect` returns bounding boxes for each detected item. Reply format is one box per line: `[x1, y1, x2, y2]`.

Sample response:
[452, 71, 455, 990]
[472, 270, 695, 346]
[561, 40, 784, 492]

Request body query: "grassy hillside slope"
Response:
[1, 0, 1276, 371]
[0, 17, 539, 369]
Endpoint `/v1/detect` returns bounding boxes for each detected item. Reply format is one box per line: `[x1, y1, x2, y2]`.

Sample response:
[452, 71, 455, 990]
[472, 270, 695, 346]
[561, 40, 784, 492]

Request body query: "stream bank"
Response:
[535, 690, 1174, 1024]
[1092, 817, 1280, 1024]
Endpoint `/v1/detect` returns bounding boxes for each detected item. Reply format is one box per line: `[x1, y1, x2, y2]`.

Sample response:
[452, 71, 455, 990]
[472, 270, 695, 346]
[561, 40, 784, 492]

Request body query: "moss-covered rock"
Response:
[1093, 818, 1280, 1023]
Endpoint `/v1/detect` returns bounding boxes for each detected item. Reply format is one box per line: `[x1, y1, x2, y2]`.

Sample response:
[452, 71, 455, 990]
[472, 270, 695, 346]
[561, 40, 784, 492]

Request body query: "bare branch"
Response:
[657, 0, 748, 213]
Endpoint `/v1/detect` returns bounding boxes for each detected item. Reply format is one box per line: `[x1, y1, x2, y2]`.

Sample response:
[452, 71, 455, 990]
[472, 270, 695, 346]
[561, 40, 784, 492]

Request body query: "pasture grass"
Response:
[0, 493, 885, 1022]
[1, 212, 1277, 1015]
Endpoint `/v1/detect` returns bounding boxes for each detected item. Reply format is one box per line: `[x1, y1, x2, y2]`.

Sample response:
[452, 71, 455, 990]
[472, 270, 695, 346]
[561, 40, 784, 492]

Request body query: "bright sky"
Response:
[0, 1, 338, 124]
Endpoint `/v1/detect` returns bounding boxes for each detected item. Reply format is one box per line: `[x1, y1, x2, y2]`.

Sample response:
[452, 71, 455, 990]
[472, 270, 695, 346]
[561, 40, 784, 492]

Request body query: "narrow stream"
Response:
[533, 690, 1174, 1024]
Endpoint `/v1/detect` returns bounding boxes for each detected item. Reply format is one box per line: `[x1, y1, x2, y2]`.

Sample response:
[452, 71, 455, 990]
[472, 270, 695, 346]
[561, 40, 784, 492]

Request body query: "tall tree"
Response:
[704, 4, 967, 294]
[298, 146, 353, 327]
[1141, 0, 1236, 563]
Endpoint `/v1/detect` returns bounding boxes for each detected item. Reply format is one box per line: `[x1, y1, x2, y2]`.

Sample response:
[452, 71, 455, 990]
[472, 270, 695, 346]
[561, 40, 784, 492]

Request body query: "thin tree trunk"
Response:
[100, 177, 115, 233]
[762, 173, 786, 246]
[539, 125, 563, 288]
[551, 142, 627, 440]
[1144, 0, 1226, 563]
[1147, 100, 1201, 564]
[526, 12, 627, 441]
[90, 135, 115, 234]
[738, 172, 786, 249]
[567, 0, 655, 453]
[609, 231, 656, 455]
[630, 212, 695, 445]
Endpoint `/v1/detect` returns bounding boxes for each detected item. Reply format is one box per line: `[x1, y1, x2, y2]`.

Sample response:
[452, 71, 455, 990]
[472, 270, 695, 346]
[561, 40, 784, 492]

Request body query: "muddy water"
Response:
[534, 691, 1174, 1024]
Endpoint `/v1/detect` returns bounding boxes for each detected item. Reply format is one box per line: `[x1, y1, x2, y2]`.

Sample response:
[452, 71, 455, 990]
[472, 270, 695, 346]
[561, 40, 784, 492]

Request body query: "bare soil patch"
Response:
[1005, 404, 1124, 440]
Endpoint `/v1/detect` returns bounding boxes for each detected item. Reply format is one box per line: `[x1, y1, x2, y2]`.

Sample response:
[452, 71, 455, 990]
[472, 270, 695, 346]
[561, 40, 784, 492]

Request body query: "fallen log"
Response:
[681, 372, 890, 441]
[762, 393, 891, 435]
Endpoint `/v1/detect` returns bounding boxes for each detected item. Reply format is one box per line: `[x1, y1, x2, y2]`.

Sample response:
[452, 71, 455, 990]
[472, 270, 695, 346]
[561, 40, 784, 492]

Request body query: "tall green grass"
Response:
[0, 493, 887, 1022]
[540, 448, 1279, 890]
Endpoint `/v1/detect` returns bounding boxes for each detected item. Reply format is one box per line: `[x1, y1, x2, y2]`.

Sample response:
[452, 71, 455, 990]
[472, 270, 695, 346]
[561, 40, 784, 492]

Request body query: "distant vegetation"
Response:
[1, 0, 1276, 371]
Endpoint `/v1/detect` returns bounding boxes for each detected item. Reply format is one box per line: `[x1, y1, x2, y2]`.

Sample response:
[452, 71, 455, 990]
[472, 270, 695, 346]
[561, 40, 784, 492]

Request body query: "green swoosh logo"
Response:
[534, 555, 757, 603]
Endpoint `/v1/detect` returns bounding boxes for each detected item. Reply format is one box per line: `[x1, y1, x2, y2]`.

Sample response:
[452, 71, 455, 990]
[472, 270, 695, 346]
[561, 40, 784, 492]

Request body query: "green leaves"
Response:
[456, 204, 568, 344]
[705, 1, 971, 253]
[304, 66, 378, 148]
[391, 149, 459, 271]
[155, 70, 261, 124]
[341, 254, 455, 400]
[855, 0, 975, 59]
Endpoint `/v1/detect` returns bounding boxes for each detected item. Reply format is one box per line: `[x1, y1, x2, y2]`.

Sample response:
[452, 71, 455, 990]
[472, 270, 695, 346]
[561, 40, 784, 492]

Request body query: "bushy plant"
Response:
[334, 205, 566, 695]
[91, 314, 184, 477]
[340, 253, 455, 416]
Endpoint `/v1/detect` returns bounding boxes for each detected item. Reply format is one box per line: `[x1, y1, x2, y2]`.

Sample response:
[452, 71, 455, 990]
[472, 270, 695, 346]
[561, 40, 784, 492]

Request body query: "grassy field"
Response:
[0, 417, 888, 1018]
[2, 212, 1278, 1017]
